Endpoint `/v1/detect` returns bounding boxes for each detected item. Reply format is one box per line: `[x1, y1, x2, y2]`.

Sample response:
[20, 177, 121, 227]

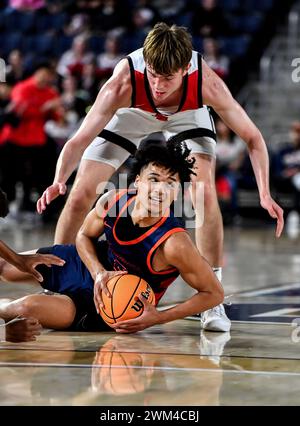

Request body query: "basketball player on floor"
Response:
[37, 23, 283, 332]
[0, 141, 223, 340]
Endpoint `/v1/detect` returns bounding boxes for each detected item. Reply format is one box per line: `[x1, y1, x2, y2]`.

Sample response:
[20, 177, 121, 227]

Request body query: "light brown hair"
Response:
[143, 22, 192, 76]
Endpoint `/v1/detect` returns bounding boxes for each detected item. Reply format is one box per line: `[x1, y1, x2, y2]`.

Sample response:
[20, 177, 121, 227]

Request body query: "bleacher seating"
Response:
[0, 0, 275, 64]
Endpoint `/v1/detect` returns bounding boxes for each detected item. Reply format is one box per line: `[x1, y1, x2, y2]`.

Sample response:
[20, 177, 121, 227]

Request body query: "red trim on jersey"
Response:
[134, 70, 154, 112]
[132, 67, 200, 118]
[146, 228, 187, 275]
[112, 195, 170, 245]
[101, 189, 127, 220]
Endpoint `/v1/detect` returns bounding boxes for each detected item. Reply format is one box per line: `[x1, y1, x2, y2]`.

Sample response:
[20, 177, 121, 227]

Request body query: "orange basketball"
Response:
[92, 338, 154, 395]
[99, 274, 155, 327]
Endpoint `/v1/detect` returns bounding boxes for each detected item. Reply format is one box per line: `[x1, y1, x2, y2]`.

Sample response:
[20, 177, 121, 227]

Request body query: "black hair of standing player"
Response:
[129, 140, 196, 186]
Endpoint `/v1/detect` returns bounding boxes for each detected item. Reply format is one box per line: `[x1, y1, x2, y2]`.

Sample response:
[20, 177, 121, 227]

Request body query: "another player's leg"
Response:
[54, 159, 116, 244]
[0, 293, 76, 331]
[190, 154, 223, 267]
[190, 153, 231, 332]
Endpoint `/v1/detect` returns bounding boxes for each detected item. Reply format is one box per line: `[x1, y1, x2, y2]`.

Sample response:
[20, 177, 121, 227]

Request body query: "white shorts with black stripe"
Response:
[82, 106, 216, 170]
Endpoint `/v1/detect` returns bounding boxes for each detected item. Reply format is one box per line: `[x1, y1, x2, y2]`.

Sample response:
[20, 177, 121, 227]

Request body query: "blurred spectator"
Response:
[5, 50, 25, 85]
[134, 0, 160, 25]
[127, 6, 158, 48]
[64, 13, 90, 37]
[273, 121, 300, 212]
[202, 38, 229, 81]
[60, 74, 88, 119]
[0, 62, 61, 213]
[130, 7, 156, 34]
[45, 104, 77, 152]
[215, 119, 246, 219]
[152, 0, 185, 20]
[97, 34, 124, 70]
[0, 83, 19, 130]
[90, 0, 130, 35]
[8, 0, 45, 11]
[0, 83, 19, 184]
[56, 35, 95, 77]
[191, 0, 229, 38]
[79, 59, 103, 102]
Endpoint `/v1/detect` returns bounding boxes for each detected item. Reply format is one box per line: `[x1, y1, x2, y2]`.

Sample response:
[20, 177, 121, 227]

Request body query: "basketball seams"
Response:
[100, 274, 155, 326]
[114, 276, 142, 320]
[99, 308, 115, 324]
[100, 275, 124, 323]
[111, 274, 124, 323]
[119, 352, 141, 393]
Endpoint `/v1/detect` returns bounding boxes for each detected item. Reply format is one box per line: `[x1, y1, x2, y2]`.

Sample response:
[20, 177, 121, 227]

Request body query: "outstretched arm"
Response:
[37, 59, 132, 213]
[112, 232, 224, 333]
[0, 241, 65, 282]
[202, 59, 284, 237]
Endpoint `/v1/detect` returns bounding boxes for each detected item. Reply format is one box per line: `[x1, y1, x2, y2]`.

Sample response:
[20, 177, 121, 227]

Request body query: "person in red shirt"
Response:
[0, 62, 60, 212]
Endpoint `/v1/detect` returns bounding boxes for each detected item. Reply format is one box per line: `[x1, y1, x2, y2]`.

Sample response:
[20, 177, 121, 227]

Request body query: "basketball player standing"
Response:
[37, 23, 284, 332]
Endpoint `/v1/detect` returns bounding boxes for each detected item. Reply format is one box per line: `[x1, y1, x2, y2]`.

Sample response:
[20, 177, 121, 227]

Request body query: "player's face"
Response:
[146, 65, 188, 102]
[135, 163, 180, 216]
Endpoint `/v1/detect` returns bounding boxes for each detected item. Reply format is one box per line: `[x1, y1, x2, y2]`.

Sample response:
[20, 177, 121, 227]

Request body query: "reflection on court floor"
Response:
[1, 226, 300, 405]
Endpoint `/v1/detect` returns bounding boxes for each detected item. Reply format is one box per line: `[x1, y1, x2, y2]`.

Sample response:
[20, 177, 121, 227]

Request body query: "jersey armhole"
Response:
[126, 56, 136, 108]
[147, 228, 187, 275]
[100, 189, 128, 220]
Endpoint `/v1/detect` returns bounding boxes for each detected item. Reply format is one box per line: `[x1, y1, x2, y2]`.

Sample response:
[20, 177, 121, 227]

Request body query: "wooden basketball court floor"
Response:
[1, 223, 300, 406]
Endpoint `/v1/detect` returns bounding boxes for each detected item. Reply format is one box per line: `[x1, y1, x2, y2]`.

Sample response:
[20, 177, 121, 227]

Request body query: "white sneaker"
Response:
[201, 304, 231, 332]
[198, 330, 231, 364]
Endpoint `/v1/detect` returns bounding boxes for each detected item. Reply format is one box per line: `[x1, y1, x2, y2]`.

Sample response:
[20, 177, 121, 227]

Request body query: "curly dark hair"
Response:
[129, 139, 196, 185]
[0, 187, 9, 218]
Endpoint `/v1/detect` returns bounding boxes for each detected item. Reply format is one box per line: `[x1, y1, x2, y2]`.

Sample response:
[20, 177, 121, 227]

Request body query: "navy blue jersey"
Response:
[103, 190, 186, 303]
[36, 190, 187, 330]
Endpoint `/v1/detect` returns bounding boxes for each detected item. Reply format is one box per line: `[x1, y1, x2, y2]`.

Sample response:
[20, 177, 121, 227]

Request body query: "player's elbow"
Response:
[206, 288, 224, 311]
[213, 285, 225, 307]
[247, 128, 264, 149]
[75, 229, 85, 251]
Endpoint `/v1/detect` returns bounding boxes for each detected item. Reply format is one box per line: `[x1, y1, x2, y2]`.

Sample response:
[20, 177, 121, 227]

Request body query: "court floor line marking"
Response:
[235, 282, 300, 297]
[0, 362, 300, 377]
[1, 347, 300, 361]
[184, 318, 293, 325]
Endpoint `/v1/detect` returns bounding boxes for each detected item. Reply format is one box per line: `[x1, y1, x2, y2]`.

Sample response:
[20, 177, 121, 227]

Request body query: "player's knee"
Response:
[191, 180, 217, 210]
[67, 185, 97, 214]
[14, 296, 37, 318]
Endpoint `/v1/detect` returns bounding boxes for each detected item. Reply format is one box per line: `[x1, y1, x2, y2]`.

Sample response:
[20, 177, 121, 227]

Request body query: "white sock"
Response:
[213, 267, 222, 282]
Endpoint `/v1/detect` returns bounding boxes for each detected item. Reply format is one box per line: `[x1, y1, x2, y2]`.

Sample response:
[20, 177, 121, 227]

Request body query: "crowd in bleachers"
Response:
[0, 0, 295, 227]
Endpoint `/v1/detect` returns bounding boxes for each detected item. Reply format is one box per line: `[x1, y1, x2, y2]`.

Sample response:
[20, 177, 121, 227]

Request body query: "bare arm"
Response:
[0, 240, 65, 282]
[202, 59, 284, 237]
[157, 233, 224, 323]
[112, 233, 224, 333]
[75, 198, 107, 281]
[75, 191, 126, 312]
[55, 60, 132, 184]
[37, 60, 132, 213]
